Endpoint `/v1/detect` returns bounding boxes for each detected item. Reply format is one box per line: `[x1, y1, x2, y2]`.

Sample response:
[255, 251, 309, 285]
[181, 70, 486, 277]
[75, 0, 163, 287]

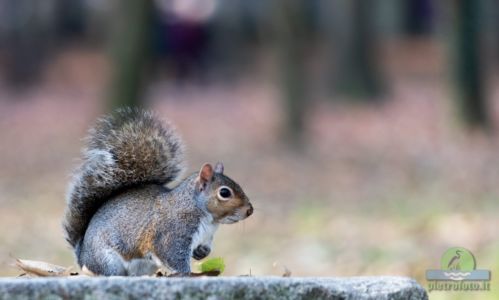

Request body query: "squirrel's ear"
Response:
[214, 162, 224, 174]
[198, 163, 214, 188]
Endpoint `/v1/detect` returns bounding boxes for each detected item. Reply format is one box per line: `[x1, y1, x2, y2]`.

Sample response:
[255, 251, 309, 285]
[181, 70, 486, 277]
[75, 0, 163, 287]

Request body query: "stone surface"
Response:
[0, 276, 428, 300]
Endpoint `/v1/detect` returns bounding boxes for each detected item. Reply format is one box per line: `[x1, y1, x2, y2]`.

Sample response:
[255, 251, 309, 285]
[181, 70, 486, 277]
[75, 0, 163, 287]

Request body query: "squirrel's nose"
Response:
[246, 204, 253, 217]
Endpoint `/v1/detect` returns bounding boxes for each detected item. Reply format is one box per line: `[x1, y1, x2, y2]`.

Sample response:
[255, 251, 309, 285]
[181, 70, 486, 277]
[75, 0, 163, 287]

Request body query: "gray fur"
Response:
[63, 108, 252, 276]
[63, 108, 185, 249]
[78, 180, 203, 275]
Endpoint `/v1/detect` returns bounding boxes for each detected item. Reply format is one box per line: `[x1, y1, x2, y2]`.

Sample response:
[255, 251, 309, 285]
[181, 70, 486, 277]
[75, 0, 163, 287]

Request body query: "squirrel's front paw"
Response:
[192, 245, 211, 260]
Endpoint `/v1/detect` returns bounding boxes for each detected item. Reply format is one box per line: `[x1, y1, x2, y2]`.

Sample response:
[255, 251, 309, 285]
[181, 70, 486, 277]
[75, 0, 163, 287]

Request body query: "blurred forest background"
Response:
[0, 0, 499, 298]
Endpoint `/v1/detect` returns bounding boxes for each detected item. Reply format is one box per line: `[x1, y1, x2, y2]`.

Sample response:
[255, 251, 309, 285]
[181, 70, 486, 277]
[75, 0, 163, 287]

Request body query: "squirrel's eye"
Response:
[218, 187, 232, 199]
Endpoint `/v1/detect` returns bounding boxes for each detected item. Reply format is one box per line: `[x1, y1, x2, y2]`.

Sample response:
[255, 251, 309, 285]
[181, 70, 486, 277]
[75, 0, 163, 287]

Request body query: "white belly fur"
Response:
[190, 213, 218, 253]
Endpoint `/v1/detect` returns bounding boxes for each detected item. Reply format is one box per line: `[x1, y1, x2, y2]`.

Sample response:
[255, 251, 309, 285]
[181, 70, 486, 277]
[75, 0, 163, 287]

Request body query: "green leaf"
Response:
[198, 257, 225, 274]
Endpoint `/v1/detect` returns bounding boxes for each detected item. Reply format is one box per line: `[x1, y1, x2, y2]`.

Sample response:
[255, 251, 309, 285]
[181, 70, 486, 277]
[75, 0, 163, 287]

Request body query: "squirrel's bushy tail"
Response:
[63, 108, 185, 248]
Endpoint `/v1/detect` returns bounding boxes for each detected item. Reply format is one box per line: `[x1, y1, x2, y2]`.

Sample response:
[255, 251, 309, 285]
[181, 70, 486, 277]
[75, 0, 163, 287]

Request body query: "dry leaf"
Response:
[272, 261, 292, 277]
[81, 265, 95, 276]
[282, 266, 292, 277]
[15, 259, 70, 277]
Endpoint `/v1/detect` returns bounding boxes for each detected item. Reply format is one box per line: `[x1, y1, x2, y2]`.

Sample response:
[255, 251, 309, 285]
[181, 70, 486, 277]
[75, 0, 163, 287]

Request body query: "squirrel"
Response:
[62, 108, 253, 276]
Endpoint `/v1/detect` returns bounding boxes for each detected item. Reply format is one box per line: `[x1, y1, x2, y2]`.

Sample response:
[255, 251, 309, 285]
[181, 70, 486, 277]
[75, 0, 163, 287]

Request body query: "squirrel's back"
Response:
[62, 108, 185, 249]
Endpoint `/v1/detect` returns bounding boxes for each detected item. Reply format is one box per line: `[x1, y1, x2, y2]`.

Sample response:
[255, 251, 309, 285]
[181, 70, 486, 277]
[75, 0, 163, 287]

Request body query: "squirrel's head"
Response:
[195, 162, 253, 224]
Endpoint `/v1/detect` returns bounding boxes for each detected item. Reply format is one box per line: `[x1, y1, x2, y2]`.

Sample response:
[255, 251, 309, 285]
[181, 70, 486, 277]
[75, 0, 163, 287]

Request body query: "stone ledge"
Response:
[0, 276, 428, 300]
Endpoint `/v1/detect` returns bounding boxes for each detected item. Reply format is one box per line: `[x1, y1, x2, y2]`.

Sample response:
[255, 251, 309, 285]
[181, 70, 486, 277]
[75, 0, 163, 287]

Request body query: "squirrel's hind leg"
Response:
[79, 246, 128, 276]
[127, 258, 159, 276]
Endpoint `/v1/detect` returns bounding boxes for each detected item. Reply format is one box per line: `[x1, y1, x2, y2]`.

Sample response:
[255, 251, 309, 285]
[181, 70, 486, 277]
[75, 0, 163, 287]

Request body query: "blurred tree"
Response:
[335, 0, 384, 100]
[273, 0, 312, 144]
[107, 0, 154, 110]
[453, 0, 490, 129]
[403, 0, 433, 36]
[1, 0, 55, 90]
[55, 0, 86, 40]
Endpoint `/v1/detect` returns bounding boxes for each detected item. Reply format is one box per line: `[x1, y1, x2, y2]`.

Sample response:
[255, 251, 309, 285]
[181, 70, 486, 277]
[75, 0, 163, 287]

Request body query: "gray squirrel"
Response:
[62, 108, 253, 276]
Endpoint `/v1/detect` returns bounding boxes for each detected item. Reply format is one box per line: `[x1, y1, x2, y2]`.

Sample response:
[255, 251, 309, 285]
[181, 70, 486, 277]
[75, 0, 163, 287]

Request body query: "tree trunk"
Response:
[274, 0, 309, 145]
[403, 0, 433, 36]
[454, 0, 490, 129]
[335, 0, 383, 100]
[107, 0, 154, 110]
